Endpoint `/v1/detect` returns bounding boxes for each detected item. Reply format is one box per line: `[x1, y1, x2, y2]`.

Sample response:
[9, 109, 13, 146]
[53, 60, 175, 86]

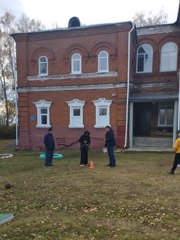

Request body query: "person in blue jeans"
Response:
[44, 127, 55, 167]
[104, 126, 116, 167]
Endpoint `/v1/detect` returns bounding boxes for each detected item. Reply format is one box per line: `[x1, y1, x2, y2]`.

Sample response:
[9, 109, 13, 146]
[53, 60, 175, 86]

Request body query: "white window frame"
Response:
[160, 42, 178, 72]
[98, 51, 109, 73]
[38, 56, 48, 76]
[136, 44, 153, 73]
[66, 99, 85, 128]
[71, 53, 82, 74]
[158, 103, 174, 127]
[93, 98, 112, 128]
[34, 100, 52, 128]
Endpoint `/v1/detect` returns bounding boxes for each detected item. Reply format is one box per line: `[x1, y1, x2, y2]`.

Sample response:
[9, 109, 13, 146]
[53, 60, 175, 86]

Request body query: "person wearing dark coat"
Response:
[105, 126, 116, 167]
[79, 130, 91, 166]
[44, 127, 55, 167]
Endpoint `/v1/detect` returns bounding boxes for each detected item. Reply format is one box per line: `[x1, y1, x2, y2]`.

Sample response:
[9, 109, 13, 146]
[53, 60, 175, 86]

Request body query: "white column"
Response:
[129, 101, 134, 148]
[173, 100, 178, 146]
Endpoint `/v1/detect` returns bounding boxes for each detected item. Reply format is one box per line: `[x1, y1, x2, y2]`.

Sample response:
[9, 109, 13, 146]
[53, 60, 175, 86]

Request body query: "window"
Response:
[160, 42, 178, 72]
[39, 56, 48, 76]
[158, 103, 174, 126]
[34, 100, 52, 128]
[98, 51, 109, 72]
[93, 98, 112, 128]
[136, 44, 153, 73]
[66, 99, 85, 128]
[71, 53, 81, 74]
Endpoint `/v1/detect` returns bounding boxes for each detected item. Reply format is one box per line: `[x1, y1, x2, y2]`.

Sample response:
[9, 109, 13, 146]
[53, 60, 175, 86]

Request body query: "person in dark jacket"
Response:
[105, 126, 116, 167]
[79, 130, 91, 166]
[44, 127, 55, 167]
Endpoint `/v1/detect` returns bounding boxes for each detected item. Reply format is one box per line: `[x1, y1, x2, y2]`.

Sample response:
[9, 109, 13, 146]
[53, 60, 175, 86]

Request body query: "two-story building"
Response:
[11, 5, 180, 150]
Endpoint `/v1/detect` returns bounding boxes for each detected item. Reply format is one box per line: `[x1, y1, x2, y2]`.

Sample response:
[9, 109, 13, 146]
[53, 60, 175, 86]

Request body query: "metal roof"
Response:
[137, 24, 180, 36]
[130, 93, 178, 102]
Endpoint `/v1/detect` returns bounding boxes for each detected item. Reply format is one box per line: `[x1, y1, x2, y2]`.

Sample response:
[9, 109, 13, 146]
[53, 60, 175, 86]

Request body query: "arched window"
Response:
[136, 44, 153, 73]
[160, 42, 178, 72]
[71, 53, 81, 74]
[38, 56, 48, 76]
[98, 51, 109, 72]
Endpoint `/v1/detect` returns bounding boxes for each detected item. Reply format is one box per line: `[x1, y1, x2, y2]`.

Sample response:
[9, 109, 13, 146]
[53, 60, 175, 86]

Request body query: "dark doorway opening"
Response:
[133, 102, 152, 136]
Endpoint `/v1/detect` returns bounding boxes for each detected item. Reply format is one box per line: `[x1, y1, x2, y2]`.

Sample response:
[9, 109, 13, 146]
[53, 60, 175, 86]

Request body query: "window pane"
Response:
[40, 63, 47, 74]
[41, 115, 47, 124]
[73, 108, 80, 116]
[73, 61, 80, 72]
[137, 44, 152, 73]
[161, 42, 177, 71]
[39, 57, 48, 75]
[137, 55, 144, 72]
[40, 57, 47, 63]
[159, 109, 165, 125]
[99, 108, 107, 116]
[166, 109, 173, 125]
[41, 108, 47, 114]
[99, 59, 107, 71]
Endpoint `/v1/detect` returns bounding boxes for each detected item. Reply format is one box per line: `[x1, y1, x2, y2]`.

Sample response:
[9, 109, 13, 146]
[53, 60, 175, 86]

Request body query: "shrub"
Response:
[0, 125, 16, 139]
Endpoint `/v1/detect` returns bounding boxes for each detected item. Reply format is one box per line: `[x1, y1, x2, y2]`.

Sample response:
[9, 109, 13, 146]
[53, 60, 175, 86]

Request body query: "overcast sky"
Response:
[0, 0, 179, 28]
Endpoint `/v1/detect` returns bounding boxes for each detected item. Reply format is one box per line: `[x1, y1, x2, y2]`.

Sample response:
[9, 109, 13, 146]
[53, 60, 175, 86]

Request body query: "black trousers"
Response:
[80, 149, 88, 165]
[171, 153, 180, 173]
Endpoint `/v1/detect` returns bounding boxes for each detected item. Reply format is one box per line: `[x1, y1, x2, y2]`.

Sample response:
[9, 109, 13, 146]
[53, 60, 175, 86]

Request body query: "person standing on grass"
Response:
[104, 125, 116, 167]
[79, 130, 91, 166]
[44, 127, 55, 167]
[169, 130, 180, 174]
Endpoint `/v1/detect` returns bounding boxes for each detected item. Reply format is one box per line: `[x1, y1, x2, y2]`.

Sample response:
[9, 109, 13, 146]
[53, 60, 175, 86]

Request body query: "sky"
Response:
[0, 0, 179, 28]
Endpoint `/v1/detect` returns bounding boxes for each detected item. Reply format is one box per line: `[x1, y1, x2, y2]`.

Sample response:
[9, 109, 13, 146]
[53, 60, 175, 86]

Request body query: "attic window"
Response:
[68, 17, 80, 28]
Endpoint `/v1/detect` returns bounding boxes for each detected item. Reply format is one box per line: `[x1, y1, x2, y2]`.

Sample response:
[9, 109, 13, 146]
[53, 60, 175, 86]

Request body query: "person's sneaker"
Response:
[80, 164, 84, 166]
[106, 164, 111, 166]
[168, 171, 174, 174]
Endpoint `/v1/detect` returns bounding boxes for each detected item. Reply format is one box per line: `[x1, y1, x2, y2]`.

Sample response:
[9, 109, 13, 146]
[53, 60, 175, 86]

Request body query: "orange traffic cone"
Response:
[89, 160, 95, 169]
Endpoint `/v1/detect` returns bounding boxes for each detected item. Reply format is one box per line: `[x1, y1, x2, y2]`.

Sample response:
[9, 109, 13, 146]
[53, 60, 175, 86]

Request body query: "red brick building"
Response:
[12, 6, 180, 150]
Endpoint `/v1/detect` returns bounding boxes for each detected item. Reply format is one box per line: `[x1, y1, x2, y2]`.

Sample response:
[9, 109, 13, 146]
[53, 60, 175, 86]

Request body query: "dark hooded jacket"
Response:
[105, 128, 116, 147]
[79, 131, 91, 150]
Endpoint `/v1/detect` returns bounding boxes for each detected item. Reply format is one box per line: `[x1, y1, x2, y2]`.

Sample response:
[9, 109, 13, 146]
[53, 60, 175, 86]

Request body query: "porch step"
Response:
[133, 137, 172, 148]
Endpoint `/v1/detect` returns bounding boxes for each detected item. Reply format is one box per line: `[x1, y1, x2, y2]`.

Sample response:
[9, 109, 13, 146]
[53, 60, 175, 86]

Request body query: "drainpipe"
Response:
[124, 23, 135, 148]
[12, 55, 18, 146]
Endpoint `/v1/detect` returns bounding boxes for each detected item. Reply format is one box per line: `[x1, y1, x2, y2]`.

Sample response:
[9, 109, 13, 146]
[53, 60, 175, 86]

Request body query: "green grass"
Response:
[0, 146, 180, 240]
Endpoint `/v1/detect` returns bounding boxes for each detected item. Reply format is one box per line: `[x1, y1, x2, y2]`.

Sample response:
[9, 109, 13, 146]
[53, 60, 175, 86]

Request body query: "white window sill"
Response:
[36, 124, 51, 128]
[94, 125, 107, 128]
[69, 125, 84, 128]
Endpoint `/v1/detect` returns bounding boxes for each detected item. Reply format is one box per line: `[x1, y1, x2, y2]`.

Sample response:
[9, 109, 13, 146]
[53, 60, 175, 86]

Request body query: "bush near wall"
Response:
[0, 125, 16, 139]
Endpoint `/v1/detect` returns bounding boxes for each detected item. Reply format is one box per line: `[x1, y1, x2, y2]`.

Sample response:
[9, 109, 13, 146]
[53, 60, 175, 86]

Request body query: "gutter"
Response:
[124, 23, 135, 148]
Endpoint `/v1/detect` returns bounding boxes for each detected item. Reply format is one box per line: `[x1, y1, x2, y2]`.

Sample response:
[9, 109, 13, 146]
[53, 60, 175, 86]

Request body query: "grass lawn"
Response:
[0, 144, 180, 240]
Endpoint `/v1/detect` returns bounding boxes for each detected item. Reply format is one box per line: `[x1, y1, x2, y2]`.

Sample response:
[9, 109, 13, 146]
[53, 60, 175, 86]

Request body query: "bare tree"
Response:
[15, 14, 45, 32]
[0, 10, 46, 127]
[133, 8, 168, 27]
[0, 11, 16, 127]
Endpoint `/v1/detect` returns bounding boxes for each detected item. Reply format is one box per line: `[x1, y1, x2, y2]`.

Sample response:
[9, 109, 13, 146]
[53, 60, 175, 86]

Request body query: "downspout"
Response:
[12, 54, 18, 146]
[124, 23, 135, 148]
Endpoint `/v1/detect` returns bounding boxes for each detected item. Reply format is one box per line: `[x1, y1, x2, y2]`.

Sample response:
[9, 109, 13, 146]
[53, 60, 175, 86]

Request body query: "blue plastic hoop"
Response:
[39, 153, 64, 159]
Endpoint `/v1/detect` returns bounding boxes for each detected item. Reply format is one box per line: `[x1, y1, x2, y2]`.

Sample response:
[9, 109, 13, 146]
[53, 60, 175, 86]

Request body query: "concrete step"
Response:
[133, 137, 172, 148]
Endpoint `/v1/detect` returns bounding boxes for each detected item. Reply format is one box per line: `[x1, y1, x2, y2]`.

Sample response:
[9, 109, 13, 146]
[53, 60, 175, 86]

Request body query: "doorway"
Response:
[133, 102, 152, 136]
